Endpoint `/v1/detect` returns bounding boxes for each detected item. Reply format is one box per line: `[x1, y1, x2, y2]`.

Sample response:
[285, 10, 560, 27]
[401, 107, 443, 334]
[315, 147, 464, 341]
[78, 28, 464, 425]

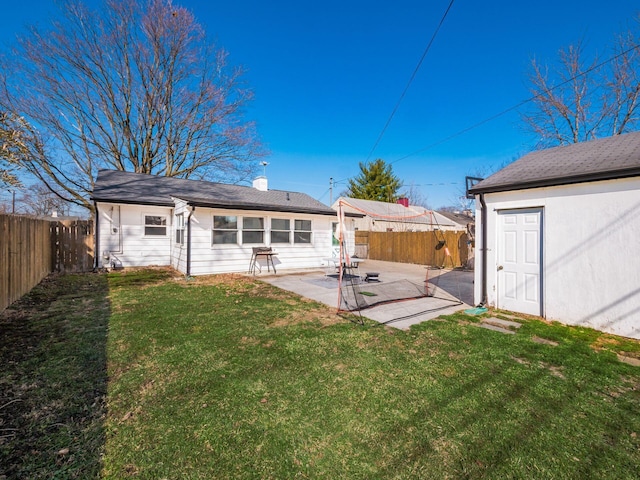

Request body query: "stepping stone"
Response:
[617, 355, 640, 367]
[531, 336, 559, 346]
[483, 317, 522, 329]
[477, 323, 516, 335]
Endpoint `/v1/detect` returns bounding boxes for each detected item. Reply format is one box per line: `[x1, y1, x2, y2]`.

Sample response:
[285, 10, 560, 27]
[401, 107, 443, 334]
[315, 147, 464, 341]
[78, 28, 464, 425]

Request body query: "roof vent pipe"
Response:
[253, 176, 268, 191]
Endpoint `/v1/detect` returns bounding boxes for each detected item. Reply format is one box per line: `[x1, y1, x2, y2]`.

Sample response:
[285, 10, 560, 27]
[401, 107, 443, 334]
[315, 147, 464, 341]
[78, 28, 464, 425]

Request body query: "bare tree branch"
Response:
[522, 28, 640, 149]
[0, 0, 265, 212]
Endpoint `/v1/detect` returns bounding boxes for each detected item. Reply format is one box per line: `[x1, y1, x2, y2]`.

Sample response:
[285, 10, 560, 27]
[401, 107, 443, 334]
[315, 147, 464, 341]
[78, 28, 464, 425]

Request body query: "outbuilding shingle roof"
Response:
[92, 169, 337, 216]
[470, 131, 640, 194]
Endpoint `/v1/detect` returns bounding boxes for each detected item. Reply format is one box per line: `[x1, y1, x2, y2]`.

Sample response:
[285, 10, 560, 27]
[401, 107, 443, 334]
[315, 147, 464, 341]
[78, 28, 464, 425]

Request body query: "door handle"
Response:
[497, 265, 504, 271]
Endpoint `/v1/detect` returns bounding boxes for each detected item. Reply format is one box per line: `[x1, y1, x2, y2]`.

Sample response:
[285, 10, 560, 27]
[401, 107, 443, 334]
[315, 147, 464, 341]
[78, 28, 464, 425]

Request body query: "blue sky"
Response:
[2, 0, 639, 208]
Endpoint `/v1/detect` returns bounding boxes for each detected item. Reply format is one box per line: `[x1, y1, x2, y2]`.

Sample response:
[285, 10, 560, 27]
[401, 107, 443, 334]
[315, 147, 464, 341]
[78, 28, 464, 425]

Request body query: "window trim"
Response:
[143, 214, 168, 237]
[294, 218, 312, 244]
[212, 215, 239, 245]
[270, 218, 291, 244]
[242, 216, 265, 245]
[175, 213, 185, 245]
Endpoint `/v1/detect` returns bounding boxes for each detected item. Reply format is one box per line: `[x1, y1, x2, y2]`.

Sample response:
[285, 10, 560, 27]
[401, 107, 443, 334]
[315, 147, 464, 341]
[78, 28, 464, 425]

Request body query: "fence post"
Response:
[1, 216, 95, 312]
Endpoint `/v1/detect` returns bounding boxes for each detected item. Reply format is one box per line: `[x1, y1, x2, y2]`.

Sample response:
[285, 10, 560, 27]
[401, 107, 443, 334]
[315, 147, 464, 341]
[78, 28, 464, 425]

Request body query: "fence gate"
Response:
[50, 220, 94, 273]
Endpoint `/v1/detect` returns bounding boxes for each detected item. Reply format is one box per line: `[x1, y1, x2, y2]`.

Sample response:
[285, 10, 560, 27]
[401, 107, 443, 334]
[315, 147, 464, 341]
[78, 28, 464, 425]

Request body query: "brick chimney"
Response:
[397, 197, 409, 207]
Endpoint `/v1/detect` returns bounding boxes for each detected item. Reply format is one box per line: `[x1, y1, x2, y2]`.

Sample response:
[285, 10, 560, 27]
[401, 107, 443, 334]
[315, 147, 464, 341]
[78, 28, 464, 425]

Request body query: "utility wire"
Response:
[316, 188, 330, 202]
[391, 42, 640, 164]
[366, 0, 457, 162]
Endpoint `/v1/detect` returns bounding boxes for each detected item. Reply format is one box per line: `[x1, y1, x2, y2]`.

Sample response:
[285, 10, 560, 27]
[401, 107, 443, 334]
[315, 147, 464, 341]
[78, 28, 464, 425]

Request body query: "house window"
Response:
[175, 213, 185, 245]
[294, 219, 312, 244]
[144, 215, 167, 236]
[242, 217, 264, 244]
[213, 215, 238, 245]
[271, 218, 290, 244]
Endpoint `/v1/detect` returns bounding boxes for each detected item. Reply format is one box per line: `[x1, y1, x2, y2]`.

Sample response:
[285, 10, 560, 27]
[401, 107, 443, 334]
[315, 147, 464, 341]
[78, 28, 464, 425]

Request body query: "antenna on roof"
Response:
[259, 161, 269, 177]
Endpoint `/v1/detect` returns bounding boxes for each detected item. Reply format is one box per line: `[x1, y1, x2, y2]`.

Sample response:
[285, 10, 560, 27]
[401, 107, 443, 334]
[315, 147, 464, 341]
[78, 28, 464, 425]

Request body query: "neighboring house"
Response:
[92, 170, 357, 275]
[469, 131, 640, 339]
[332, 197, 461, 232]
[436, 210, 475, 233]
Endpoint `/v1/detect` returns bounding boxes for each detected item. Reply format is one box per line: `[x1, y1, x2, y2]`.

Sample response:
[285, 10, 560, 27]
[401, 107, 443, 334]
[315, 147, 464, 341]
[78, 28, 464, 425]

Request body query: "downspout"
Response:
[478, 193, 488, 306]
[186, 206, 195, 277]
[93, 200, 100, 271]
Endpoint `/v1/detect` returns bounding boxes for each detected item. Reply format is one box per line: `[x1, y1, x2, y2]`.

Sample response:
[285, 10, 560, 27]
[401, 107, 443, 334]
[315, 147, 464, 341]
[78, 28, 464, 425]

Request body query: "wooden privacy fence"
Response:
[1, 215, 94, 311]
[51, 220, 94, 273]
[355, 230, 471, 268]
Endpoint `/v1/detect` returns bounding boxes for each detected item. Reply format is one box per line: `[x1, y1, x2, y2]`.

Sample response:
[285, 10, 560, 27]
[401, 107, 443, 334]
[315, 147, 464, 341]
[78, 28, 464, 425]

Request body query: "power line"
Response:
[315, 188, 330, 202]
[365, 0, 457, 162]
[391, 42, 640, 164]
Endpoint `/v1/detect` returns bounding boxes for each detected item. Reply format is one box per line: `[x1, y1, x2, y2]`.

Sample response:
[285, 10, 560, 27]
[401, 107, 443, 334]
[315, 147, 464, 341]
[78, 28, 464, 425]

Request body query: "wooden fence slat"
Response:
[361, 230, 468, 267]
[1, 215, 94, 312]
[0, 216, 7, 311]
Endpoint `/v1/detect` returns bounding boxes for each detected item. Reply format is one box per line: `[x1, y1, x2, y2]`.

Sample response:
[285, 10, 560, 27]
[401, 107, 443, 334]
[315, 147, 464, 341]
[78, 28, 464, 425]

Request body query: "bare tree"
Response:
[401, 182, 430, 209]
[0, 111, 34, 188]
[522, 31, 640, 148]
[18, 184, 72, 216]
[0, 0, 264, 212]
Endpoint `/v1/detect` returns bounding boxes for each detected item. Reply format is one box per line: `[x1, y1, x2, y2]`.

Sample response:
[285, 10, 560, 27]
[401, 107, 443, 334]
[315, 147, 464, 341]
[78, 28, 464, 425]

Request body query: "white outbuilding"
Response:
[469, 131, 640, 339]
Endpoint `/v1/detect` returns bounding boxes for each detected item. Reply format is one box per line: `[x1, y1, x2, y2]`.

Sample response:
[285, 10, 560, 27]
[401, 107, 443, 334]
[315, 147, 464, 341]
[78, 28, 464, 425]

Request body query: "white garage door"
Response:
[497, 208, 543, 316]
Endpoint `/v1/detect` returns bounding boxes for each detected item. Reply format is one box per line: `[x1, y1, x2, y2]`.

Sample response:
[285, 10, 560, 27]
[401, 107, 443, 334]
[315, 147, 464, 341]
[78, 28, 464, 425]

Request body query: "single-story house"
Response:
[436, 210, 475, 234]
[332, 197, 462, 232]
[469, 131, 640, 339]
[92, 169, 358, 275]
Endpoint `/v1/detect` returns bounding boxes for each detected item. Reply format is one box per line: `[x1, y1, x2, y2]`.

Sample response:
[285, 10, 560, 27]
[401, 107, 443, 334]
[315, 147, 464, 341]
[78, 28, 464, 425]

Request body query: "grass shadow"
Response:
[0, 273, 110, 479]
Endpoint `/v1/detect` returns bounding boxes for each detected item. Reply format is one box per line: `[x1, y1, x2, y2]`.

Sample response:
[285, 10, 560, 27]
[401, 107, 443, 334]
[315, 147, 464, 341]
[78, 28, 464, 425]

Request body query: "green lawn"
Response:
[2, 269, 639, 479]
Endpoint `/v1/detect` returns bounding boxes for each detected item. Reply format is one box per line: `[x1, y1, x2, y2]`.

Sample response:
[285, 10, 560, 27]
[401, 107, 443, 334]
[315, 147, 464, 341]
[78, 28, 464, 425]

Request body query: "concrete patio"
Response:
[260, 259, 474, 329]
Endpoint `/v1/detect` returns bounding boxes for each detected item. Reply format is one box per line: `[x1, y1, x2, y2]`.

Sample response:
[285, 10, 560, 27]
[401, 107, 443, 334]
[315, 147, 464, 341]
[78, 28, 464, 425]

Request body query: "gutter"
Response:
[478, 193, 488, 306]
[186, 206, 195, 277]
[93, 200, 100, 271]
[469, 166, 640, 196]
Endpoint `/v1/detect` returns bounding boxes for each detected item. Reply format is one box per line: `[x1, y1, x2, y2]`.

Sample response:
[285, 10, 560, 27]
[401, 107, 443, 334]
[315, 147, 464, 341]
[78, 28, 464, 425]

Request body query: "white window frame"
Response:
[270, 218, 291, 244]
[294, 219, 312, 244]
[242, 216, 265, 244]
[212, 215, 238, 245]
[144, 214, 167, 236]
[175, 213, 185, 245]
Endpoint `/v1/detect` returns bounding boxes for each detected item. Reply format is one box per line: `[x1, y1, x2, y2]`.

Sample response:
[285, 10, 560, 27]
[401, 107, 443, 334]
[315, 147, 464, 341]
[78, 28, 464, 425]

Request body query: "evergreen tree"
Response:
[345, 159, 402, 202]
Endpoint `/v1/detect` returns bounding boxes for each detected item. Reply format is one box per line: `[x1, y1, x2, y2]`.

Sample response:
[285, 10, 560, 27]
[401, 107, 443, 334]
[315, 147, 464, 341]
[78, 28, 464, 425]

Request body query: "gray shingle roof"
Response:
[333, 197, 455, 227]
[436, 210, 474, 227]
[92, 170, 337, 216]
[470, 131, 640, 194]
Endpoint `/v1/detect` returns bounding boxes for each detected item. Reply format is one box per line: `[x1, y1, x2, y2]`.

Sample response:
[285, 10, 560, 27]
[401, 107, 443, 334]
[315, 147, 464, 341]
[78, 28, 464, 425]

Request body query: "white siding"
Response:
[97, 201, 346, 276]
[171, 199, 189, 273]
[475, 177, 640, 339]
[96, 202, 173, 268]
[184, 208, 341, 275]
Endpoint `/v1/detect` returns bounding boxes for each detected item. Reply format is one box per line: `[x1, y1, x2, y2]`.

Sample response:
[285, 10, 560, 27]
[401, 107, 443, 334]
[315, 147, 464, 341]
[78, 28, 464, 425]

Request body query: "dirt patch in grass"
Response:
[186, 272, 247, 286]
[592, 336, 640, 359]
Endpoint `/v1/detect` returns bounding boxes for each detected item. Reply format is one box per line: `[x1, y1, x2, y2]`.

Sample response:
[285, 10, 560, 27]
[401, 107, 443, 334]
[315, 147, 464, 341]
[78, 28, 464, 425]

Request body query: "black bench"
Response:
[364, 272, 380, 282]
